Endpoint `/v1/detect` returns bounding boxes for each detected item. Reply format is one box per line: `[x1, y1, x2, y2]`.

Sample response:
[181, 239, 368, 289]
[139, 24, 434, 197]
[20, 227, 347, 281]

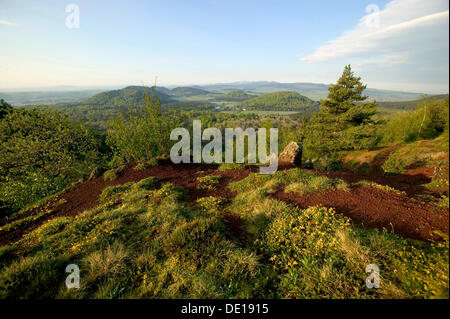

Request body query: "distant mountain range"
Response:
[1, 81, 446, 106]
[193, 81, 426, 102]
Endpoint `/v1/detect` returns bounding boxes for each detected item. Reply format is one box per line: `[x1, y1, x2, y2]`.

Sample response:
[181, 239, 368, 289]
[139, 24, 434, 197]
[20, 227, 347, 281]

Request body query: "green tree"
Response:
[0, 108, 106, 211]
[0, 99, 12, 119]
[304, 65, 378, 157]
[106, 88, 174, 165]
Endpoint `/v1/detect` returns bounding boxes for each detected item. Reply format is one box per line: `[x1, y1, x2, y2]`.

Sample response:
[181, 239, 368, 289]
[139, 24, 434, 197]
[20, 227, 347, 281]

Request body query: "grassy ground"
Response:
[341, 134, 449, 175]
[381, 135, 448, 175]
[0, 169, 448, 299]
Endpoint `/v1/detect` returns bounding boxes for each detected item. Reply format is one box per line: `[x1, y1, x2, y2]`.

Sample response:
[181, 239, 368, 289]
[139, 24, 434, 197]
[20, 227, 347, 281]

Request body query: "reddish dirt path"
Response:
[0, 161, 253, 245]
[50, 161, 252, 219]
[0, 161, 448, 245]
[273, 186, 448, 241]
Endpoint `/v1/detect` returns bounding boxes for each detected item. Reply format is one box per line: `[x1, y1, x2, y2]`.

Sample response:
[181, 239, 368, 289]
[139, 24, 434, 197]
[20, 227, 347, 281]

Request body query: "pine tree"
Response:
[304, 65, 378, 158]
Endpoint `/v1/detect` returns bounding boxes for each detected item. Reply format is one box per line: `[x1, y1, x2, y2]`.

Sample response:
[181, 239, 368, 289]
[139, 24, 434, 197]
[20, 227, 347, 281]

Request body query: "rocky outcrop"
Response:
[279, 142, 302, 166]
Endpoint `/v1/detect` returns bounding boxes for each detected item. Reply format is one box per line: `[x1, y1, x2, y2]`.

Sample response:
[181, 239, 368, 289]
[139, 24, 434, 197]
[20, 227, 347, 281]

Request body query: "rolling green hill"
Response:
[239, 91, 319, 110]
[82, 86, 214, 107]
[83, 86, 173, 106]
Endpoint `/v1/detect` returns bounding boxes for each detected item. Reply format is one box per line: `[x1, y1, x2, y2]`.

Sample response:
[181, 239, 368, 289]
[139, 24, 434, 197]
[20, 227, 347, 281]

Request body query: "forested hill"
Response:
[239, 91, 319, 110]
[83, 86, 173, 106]
[83, 85, 214, 107]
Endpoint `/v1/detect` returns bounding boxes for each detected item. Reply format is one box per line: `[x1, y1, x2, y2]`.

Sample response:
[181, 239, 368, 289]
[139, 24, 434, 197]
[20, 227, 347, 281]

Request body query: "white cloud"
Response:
[0, 19, 17, 26]
[301, 0, 449, 63]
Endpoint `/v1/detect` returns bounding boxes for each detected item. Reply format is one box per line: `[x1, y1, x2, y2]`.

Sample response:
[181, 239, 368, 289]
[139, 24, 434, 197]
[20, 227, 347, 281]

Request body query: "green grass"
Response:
[352, 181, 407, 196]
[133, 158, 158, 171]
[381, 134, 449, 175]
[228, 168, 348, 196]
[435, 196, 449, 210]
[217, 163, 246, 171]
[103, 165, 127, 181]
[0, 170, 448, 299]
[196, 175, 221, 190]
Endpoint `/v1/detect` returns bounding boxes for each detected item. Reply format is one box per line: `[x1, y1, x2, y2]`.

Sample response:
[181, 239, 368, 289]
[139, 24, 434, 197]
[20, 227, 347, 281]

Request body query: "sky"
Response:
[0, 0, 448, 93]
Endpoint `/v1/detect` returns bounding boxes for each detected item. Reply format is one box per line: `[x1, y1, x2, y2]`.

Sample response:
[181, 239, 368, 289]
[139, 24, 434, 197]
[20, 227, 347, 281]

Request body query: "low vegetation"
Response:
[0, 108, 107, 214]
[0, 65, 448, 300]
[196, 175, 222, 190]
[0, 174, 447, 299]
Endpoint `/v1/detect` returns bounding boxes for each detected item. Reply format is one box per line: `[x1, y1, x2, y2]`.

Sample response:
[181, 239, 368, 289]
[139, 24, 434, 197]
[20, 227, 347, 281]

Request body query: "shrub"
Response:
[381, 156, 407, 175]
[106, 88, 174, 165]
[133, 158, 159, 171]
[196, 196, 227, 216]
[327, 157, 345, 171]
[0, 108, 107, 212]
[99, 183, 133, 204]
[150, 183, 187, 201]
[103, 165, 126, 181]
[262, 206, 358, 298]
[378, 97, 449, 145]
[196, 175, 221, 190]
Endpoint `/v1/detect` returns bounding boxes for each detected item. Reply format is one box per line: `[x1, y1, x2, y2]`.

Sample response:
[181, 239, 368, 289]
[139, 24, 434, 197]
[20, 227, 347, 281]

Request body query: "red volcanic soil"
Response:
[273, 186, 448, 242]
[0, 161, 253, 245]
[0, 160, 448, 245]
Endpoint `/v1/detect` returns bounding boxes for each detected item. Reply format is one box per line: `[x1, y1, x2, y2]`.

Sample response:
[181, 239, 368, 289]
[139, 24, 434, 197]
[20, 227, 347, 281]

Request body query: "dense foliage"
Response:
[240, 91, 319, 111]
[303, 65, 378, 158]
[106, 89, 174, 165]
[377, 97, 449, 145]
[0, 108, 107, 213]
[84, 86, 173, 107]
[0, 99, 12, 119]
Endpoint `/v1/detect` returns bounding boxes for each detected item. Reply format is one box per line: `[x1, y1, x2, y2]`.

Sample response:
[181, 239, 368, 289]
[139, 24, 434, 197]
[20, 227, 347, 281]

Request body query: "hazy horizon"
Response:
[0, 79, 448, 95]
[1, 0, 448, 93]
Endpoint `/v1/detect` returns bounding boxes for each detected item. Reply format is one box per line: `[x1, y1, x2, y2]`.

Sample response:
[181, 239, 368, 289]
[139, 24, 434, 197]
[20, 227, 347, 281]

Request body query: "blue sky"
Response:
[0, 0, 448, 93]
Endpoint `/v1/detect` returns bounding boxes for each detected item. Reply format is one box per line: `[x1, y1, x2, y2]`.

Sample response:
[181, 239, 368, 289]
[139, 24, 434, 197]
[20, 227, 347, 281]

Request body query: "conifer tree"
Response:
[304, 65, 378, 157]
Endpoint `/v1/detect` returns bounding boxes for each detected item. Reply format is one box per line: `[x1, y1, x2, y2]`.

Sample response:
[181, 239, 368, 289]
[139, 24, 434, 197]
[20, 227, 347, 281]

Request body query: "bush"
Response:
[0, 108, 106, 212]
[381, 156, 407, 175]
[378, 97, 449, 145]
[196, 175, 221, 190]
[327, 157, 345, 171]
[106, 88, 174, 165]
[103, 165, 126, 181]
[196, 196, 227, 216]
[133, 158, 158, 171]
